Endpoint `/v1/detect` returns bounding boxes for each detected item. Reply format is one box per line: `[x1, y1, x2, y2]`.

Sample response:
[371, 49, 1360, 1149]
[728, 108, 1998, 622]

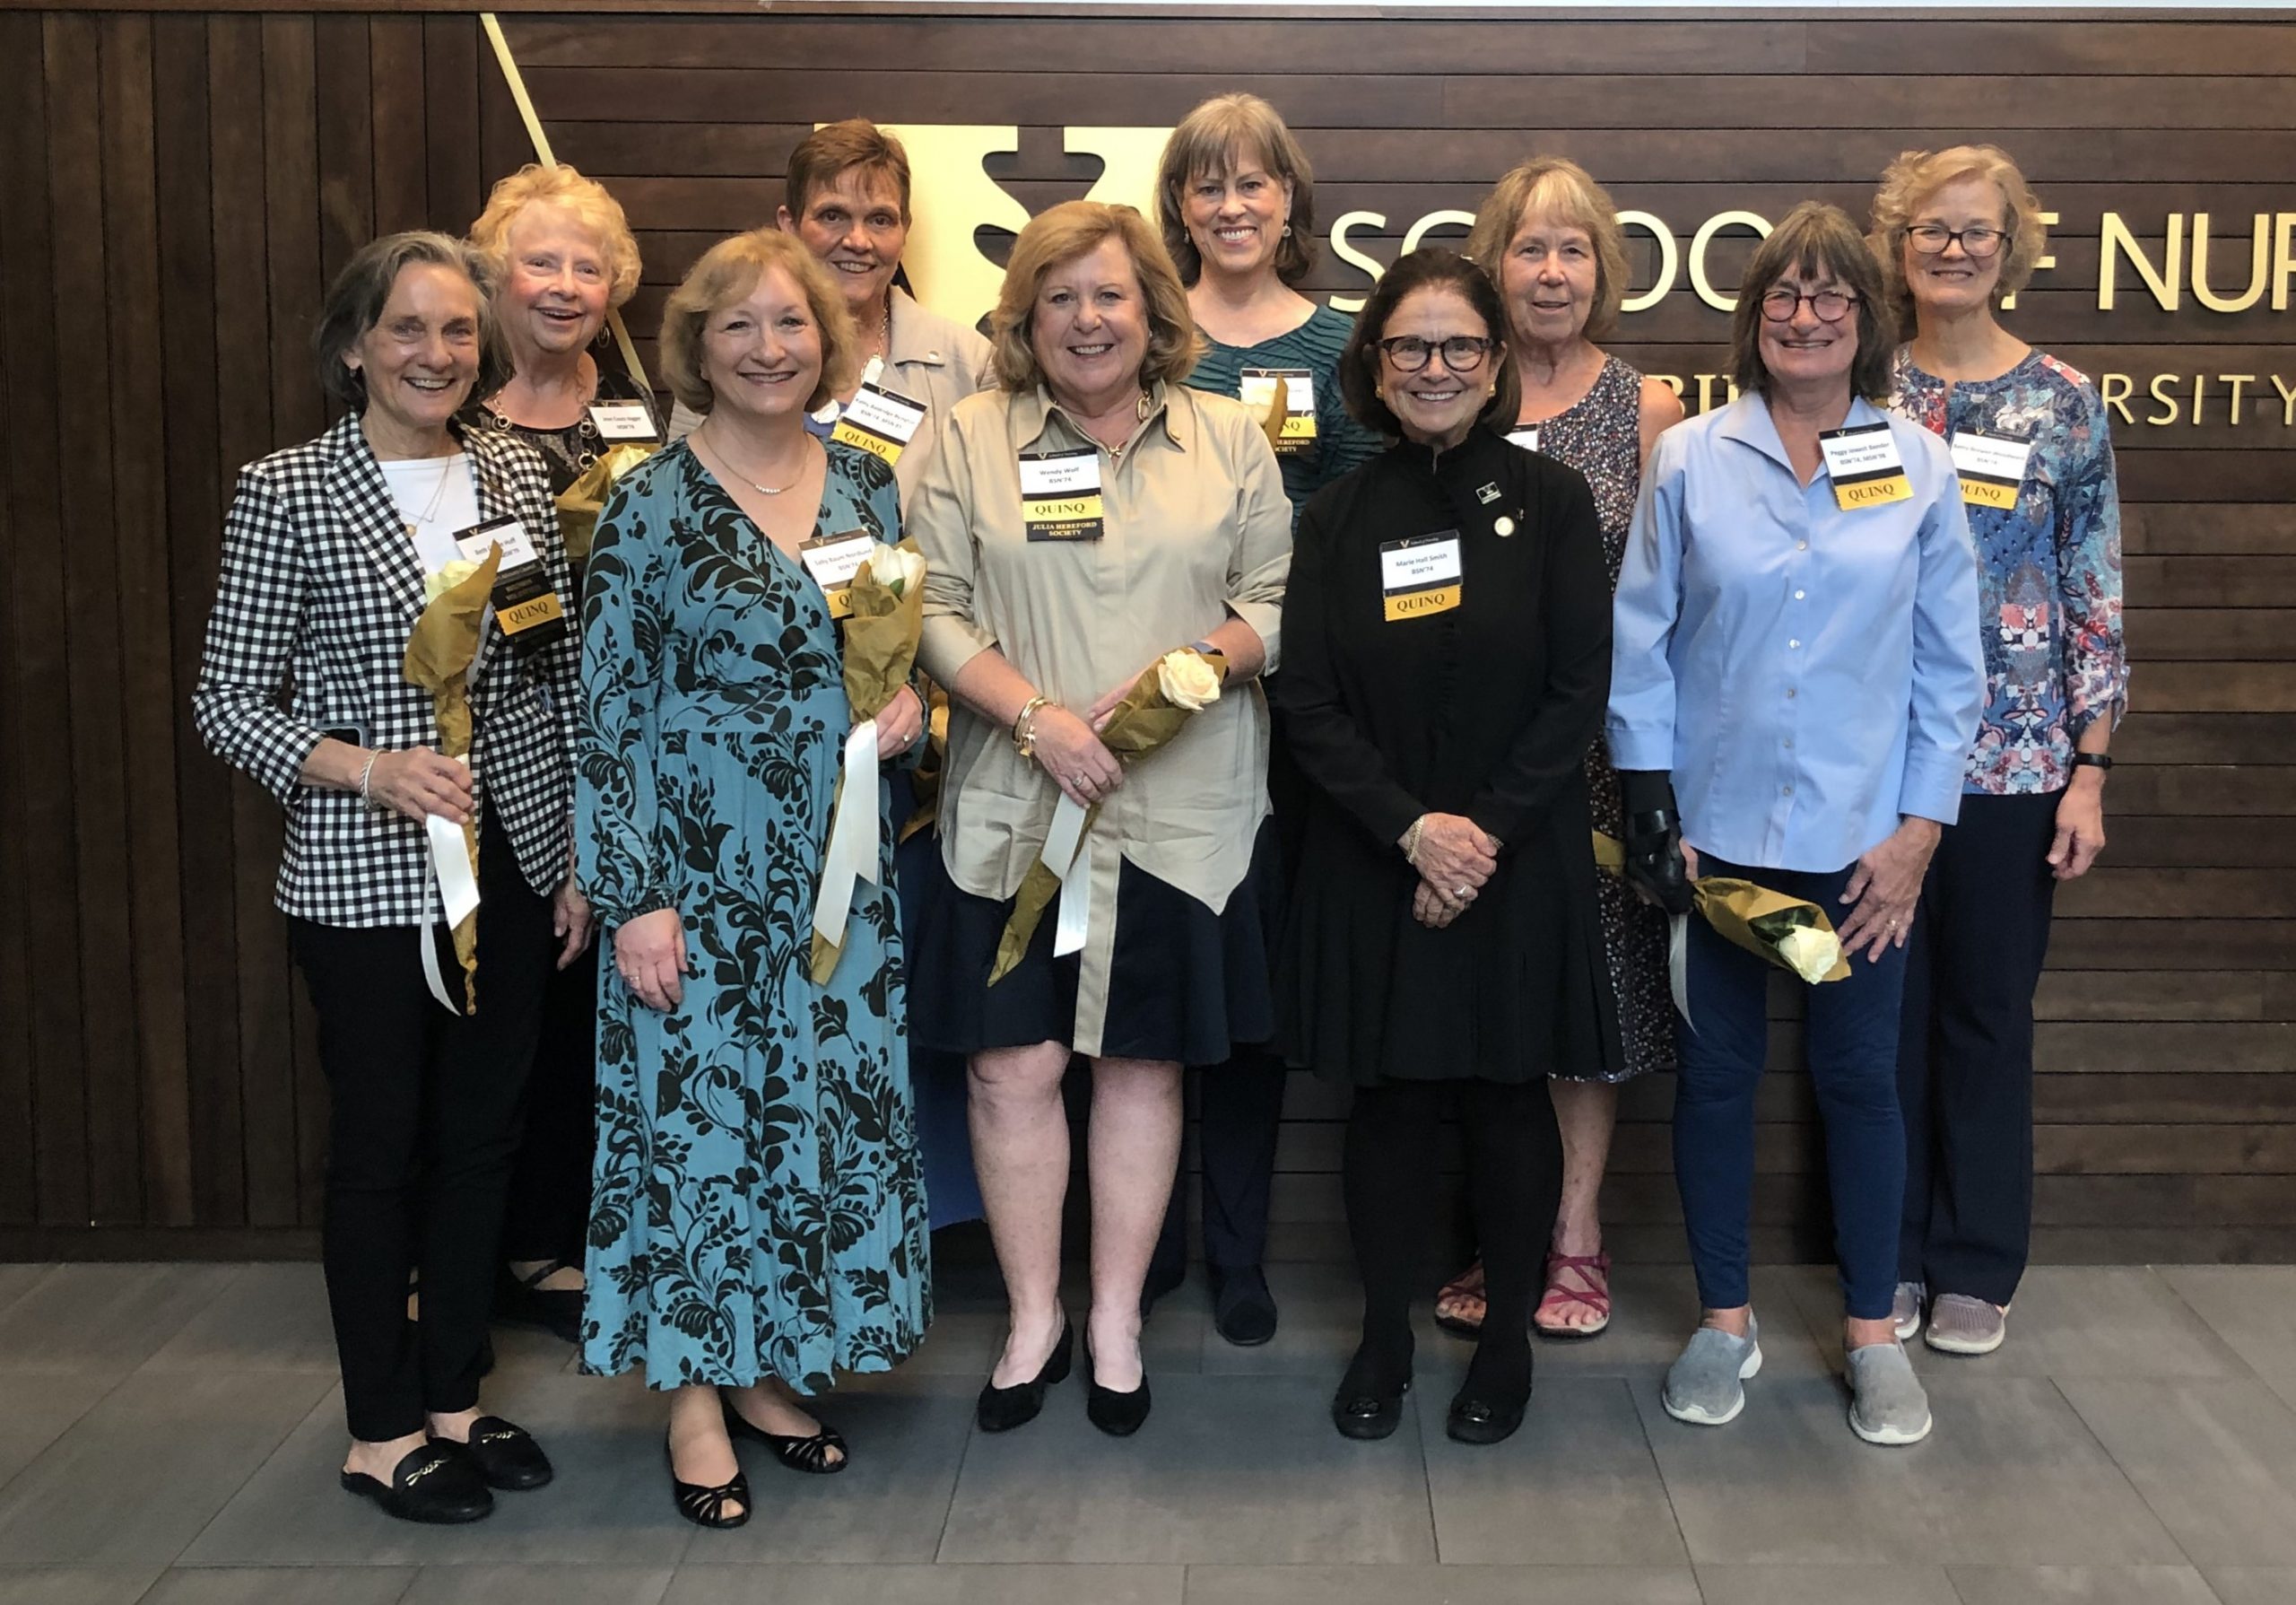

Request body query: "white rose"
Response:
[866, 542, 926, 598]
[1157, 649, 1222, 712]
[1773, 924, 1841, 985]
[423, 558, 483, 604]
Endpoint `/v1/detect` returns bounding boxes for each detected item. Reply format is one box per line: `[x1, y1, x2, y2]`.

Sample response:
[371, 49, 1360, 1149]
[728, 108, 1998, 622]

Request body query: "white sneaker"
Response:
[1848, 1340, 1934, 1445]
[1663, 1317, 1763, 1426]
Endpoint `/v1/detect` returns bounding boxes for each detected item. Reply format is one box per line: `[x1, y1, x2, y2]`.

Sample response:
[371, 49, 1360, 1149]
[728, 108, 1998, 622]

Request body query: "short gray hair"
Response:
[314, 231, 510, 411]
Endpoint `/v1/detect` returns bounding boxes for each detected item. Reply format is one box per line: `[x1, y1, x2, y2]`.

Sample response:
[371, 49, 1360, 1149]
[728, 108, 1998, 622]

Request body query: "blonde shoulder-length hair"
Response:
[467, 163, 643, 309]
[987, 201, 1204, 394]
[657, 229, 858, 418]
[1868, 144, 2048, 327]
[1464, 156, 1632, 344]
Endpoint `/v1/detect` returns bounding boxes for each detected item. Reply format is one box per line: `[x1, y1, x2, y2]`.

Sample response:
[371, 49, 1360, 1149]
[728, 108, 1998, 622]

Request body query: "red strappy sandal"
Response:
[1533, 1250, 1612, 1339]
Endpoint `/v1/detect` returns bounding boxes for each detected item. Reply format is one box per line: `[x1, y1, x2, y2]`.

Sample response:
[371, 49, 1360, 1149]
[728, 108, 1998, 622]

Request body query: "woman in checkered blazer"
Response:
[192, 232, 585, 1526]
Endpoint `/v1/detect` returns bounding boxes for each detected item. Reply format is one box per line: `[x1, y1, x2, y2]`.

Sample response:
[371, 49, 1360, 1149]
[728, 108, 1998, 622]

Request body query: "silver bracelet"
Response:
[357, 750, 382, 805]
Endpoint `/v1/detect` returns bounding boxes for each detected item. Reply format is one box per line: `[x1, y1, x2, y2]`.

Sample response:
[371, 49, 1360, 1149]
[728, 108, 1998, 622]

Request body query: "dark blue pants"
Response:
[1152, 1048, 1288, 1283]
[1898, 791, 2059, 1306]
[1673, 854, 1909, 1322]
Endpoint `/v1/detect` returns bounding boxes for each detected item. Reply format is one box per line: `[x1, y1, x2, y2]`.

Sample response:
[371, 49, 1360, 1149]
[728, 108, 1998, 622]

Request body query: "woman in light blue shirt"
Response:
[1608, 203, 1983, 1449]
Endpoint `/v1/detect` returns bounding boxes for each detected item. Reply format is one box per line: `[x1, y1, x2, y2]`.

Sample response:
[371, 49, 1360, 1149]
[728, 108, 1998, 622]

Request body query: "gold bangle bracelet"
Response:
[1013, 694, 1051, 759]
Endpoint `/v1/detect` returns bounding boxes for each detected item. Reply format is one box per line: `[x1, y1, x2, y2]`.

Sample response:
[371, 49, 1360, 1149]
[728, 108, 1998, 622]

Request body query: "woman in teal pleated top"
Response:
[1137, 93, 1382, 1348]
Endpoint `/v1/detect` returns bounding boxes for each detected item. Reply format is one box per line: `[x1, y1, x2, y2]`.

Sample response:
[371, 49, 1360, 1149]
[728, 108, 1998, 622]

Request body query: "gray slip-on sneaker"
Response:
[1925, 1292, 2008, 1356]
[1663, 1317, 1762, 1426]
[1892, 1281, 1926, 1343]
[1847, 1339, 1933, 1444]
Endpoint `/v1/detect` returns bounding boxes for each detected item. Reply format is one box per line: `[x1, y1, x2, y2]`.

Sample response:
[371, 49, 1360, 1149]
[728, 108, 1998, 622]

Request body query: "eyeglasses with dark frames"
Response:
[1758, 288, 1859, 323]
[1375, 335, 1497, 373]
[1906, 223, 2008, 259]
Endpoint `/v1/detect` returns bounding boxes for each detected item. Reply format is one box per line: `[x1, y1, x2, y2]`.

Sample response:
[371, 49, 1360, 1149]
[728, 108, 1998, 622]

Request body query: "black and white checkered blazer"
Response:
[193, 411, 580, 928]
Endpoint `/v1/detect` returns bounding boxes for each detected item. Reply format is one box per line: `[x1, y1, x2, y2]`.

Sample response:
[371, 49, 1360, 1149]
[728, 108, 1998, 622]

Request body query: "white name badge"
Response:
[1239, 367, 1316, 454]
[1950, 429, 2032, 510]
[1020, 447, 1106, 542]
[1379, 531, 1464, 621]
[1818, 422, 1911, 510]
[588, 402, 657, 441]
[799, 528, 875, 620]
[1506, 426, 1541, 455]
[831, 380, 929, 467]
[455, 515, 539, 571]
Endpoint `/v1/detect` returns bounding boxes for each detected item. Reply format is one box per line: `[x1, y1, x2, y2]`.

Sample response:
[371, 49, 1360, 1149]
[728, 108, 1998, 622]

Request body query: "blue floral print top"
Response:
[1889, 346, 2128, 795]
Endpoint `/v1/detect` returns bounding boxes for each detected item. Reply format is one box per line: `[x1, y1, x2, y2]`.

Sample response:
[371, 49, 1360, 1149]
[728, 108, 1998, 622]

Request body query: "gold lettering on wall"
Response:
[2100, 373, 2135, 425]
[1618, 209, 1678, 313]
[2100, 212, 2183, 310]
[1689, 210, 1771, 312]
[2191, 213, 2274, 313]
[873, 124, 1031, 322]
[1065, 126, 1167, 215]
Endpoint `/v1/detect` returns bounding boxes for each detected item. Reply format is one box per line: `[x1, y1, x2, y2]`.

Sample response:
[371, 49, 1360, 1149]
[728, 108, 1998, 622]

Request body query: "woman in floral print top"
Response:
[1872, 145, 2128, 1360]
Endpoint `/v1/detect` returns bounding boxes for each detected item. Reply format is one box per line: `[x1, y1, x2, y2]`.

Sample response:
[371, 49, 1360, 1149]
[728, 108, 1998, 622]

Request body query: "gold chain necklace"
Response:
[702, 426, 814, 495]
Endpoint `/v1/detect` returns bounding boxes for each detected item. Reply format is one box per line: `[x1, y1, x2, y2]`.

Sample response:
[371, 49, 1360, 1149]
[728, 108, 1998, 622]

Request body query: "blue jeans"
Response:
[1673, 855, 1909, 1321]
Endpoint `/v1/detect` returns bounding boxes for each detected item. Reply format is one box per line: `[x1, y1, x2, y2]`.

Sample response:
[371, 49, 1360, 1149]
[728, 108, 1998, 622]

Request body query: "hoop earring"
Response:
[1282, 222, 1292, 238]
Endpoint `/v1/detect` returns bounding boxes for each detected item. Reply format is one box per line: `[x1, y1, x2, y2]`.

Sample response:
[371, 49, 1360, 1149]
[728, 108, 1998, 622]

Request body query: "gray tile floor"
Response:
[1, 1260, 2293, 1603]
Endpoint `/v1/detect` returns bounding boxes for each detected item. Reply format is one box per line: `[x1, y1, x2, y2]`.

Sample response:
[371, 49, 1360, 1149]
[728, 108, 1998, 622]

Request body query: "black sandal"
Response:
[496, 1260, 585, 1344]
[665, 1435, 750, 1530]
[724, 1395, 848, 1474]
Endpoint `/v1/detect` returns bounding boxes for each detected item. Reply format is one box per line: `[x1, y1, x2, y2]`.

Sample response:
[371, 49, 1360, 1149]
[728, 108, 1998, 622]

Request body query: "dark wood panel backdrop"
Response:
[1, 4, 2292, 1260]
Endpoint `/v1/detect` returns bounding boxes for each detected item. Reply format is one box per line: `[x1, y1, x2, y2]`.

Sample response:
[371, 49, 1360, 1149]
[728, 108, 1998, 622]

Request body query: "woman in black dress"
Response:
[1278, 249, 1616, 1446]
[463, 163, 661, 1339]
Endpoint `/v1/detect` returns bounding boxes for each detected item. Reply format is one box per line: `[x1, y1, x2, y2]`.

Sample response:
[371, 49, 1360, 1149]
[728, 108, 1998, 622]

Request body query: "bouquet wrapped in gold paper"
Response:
[990, 647, 1227, 984]
[809, 539, 929, 983]
[404, 545, 504, 1013]
[1592, 830, 1848, 987]
[554, 441, 657, 567]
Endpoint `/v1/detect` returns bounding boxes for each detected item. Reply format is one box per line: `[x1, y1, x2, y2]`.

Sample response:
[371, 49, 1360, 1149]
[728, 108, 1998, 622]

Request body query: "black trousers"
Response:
[1897, 789, 2061, 1306]
[500, 941, 599, 1269]
[289, 810, 555, 1443]
[1151, 1045, 1288, 1284]
[1344, 1078, 1562, 1359]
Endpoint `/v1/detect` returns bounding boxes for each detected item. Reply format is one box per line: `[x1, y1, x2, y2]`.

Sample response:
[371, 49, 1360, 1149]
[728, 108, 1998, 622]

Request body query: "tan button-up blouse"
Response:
[911, 379, 1292, 1054]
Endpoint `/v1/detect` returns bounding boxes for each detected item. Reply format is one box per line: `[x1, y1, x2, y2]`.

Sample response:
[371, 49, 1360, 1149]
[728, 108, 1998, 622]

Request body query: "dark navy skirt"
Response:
[909, 820, 1279, 1068]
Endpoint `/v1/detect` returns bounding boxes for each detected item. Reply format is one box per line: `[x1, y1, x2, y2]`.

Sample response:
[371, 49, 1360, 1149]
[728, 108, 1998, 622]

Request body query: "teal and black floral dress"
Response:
[575, 438, 931, 1391]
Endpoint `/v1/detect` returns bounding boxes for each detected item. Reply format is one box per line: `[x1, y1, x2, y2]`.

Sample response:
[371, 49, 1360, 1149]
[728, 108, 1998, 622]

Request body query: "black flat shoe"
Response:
[1085, 1373, 1152, 1436]
[439, 1416, 552, 1490]
[724, 1395, 847, 1474]
[1332, 1377, 1409, 1440]
[1210, 1265, 1279, 1348]
[1445, 1388, 1528, 1444]
[665, 1435, 750, 1530]
[1083, 1343, 1152, 1437]
[976, 1317, 1073, 1433]
[340, 1441, 492, 1524]
[1448, 1338, 1532, 1444]
[495, 1261, 584, 1344]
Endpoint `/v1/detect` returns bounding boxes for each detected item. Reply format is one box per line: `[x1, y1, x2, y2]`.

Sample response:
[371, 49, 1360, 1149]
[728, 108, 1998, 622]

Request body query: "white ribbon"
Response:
[1667, 911, 1695, 1034]
[1042, 792, 1093, 957]
[422, 809, 482, 1014]
[812, 721, 883, 956]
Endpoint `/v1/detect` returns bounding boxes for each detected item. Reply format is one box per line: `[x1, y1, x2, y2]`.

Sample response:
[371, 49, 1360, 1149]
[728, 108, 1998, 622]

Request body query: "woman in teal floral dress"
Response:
[577, 229, 931, 1530]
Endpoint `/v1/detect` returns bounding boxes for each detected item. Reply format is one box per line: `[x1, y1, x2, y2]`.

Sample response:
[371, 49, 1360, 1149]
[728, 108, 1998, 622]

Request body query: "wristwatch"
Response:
[2070, 753, 2115, 772]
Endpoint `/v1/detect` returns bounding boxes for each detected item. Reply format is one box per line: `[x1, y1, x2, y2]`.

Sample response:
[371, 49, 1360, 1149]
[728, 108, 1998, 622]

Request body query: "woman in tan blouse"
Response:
[909, 200, 1291, 1439]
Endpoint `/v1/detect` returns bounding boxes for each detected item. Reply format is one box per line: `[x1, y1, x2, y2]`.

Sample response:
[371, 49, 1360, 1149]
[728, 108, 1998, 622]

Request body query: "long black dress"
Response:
[1276, 424, 1621, 1087]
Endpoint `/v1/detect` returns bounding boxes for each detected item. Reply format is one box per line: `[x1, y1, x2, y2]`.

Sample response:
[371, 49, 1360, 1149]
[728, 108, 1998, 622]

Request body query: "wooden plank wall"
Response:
[2, 4, 2292, 1260]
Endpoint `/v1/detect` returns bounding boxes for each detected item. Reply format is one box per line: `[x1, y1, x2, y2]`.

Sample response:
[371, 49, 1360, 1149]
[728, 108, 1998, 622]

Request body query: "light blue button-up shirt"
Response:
[1608, 392, 1985, 874]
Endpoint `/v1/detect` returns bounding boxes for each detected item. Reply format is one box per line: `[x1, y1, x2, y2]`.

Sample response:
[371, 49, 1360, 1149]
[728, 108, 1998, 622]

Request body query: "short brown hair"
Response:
[1464, 156, 1632, 344]
[784, 119, 912, 224]
[1154, 93, 1318, 287]
[657, 229, 859, 417]
[468, 163, 642, 308]
[314, 231, 509, 412]
[1728, 202, 1897, 403]
[987, 201, 1203, 394]
[1338, 249, 1518, 440]
[1868, 144, 2049, 327]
